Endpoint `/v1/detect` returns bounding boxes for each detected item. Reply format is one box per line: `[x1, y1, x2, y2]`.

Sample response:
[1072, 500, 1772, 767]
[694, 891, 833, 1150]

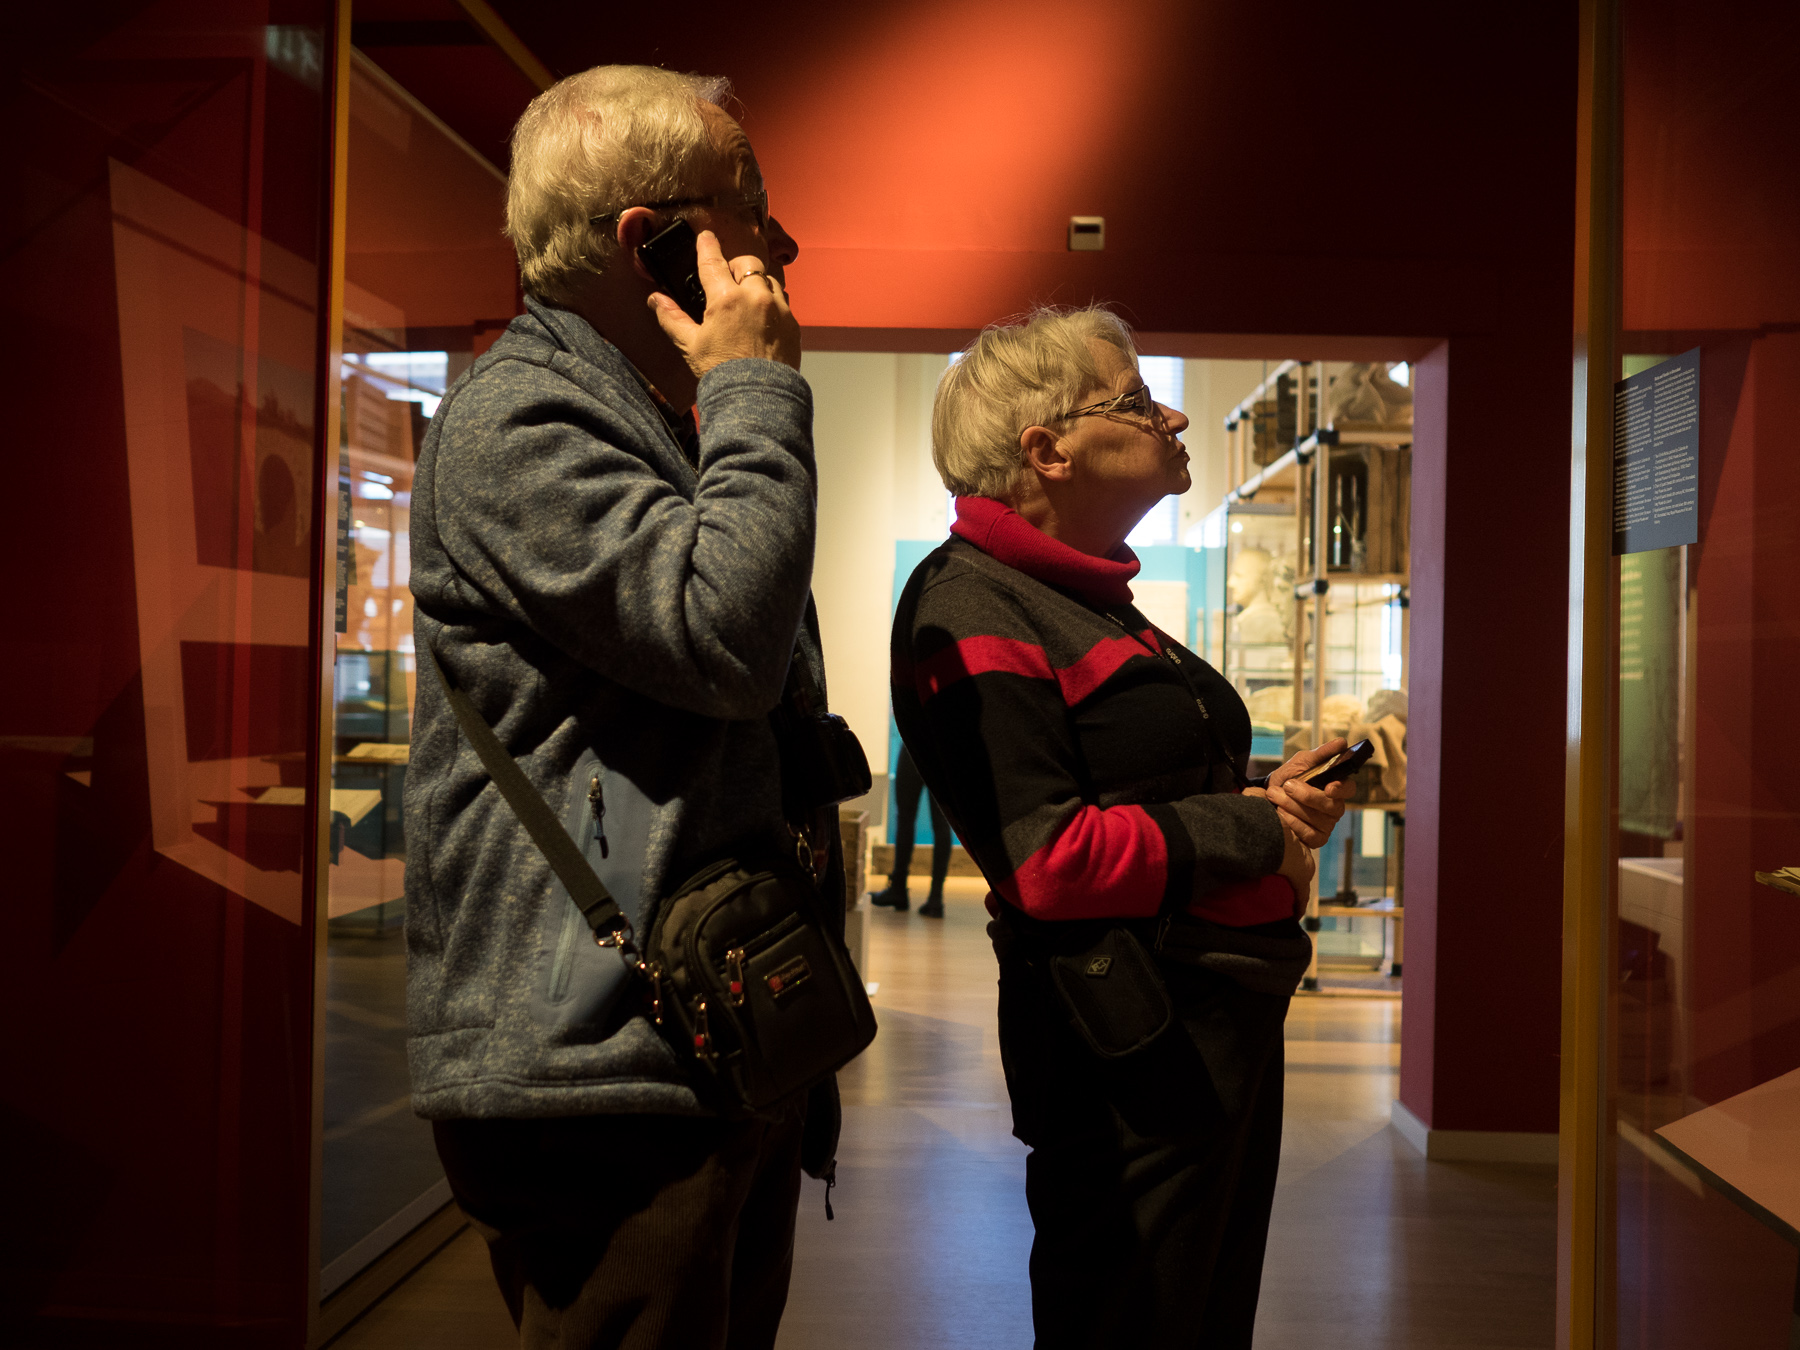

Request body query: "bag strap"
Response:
[782, 596, 827, 716]
[421, 641, 632, 943]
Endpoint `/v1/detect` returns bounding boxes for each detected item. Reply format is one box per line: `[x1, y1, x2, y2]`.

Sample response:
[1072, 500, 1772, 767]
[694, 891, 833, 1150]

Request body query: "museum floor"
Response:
[330, 880, 1557, 1349]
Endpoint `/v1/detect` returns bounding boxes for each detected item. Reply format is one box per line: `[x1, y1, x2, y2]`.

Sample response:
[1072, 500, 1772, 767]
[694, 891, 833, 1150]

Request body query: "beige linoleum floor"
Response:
[330, 879, 1555, 1348]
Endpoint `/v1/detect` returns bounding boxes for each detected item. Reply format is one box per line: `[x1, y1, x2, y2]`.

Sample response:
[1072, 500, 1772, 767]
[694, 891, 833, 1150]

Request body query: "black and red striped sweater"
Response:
[891, 495, 1293, 927]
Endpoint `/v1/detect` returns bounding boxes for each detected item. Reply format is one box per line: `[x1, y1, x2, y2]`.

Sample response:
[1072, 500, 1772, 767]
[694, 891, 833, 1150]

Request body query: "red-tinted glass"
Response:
[1, 3, 333, 1343]
[1611, 1, 1800, 1343]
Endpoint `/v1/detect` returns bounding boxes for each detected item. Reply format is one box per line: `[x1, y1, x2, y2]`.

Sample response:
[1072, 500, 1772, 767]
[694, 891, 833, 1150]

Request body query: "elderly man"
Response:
[405, 66, 834, 1348]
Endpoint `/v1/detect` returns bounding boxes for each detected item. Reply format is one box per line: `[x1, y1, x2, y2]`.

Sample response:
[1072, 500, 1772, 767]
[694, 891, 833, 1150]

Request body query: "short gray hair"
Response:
[932, 306, 1139, 502]
[505, 65, 733, 305]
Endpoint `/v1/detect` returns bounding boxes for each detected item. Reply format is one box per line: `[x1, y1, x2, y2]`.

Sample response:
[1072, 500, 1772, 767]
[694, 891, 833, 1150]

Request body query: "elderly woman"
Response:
[891, 306, 1351, 1349]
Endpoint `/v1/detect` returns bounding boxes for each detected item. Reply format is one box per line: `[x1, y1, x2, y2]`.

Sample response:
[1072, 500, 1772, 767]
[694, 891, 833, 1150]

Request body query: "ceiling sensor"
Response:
[1068, 216, 1104, 251]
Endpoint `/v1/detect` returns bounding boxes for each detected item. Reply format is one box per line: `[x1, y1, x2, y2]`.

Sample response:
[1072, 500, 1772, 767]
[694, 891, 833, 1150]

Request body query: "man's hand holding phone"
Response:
[1244, 736, 1354, 848]
[646, 227, 801, 376]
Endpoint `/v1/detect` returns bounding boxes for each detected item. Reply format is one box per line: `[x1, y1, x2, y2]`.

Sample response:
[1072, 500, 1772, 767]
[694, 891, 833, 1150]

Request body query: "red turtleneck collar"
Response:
[950, 496, 1139, 607]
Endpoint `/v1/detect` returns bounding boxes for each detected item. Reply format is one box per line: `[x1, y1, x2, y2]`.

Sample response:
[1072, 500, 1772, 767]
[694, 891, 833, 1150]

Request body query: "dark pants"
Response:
[433, 1107, 805, 1350]
[995, 937, 1290, 1350]
[891, 743, 950, 890]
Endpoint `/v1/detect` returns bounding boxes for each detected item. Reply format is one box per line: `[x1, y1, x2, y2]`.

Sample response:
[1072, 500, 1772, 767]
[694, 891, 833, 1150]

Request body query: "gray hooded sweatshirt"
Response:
[404, 297, 818, 1119]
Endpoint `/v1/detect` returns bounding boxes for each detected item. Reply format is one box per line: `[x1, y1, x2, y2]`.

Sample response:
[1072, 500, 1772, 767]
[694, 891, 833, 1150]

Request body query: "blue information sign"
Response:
[1612, 348, 1700, 556]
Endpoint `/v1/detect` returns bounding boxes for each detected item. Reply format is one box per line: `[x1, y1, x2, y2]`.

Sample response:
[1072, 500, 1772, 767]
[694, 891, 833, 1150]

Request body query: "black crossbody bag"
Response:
[424, 641, 878, 1120]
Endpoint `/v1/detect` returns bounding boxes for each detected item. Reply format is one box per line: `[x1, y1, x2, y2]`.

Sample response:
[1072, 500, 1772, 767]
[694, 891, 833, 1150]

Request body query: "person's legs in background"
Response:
[916, 791, 952, 917]
[871, 745, 925, 911]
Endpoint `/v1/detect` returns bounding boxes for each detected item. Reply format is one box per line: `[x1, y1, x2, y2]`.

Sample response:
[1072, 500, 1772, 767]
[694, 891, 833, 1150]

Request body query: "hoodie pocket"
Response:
[528, 748, 653, 1036]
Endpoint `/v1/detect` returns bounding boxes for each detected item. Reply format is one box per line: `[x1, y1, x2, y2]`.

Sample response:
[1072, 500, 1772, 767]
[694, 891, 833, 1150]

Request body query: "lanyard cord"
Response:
[1104, 609, 1250, 790]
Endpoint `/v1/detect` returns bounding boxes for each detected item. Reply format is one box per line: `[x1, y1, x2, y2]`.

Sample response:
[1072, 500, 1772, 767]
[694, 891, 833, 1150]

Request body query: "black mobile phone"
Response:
[1299, 738, 1375, 791]
[637, 218, 707, 324]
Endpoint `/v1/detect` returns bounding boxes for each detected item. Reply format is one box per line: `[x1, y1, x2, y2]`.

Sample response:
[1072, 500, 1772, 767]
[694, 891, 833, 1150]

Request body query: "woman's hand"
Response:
[1244, 738, 1353, 847]
[1277, 827, 1316, 915]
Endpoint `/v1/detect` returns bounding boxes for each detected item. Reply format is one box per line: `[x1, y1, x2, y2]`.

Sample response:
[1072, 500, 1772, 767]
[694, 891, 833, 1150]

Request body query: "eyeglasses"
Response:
[1058, 383, 1167, 429]
[588, 186, 770, 230]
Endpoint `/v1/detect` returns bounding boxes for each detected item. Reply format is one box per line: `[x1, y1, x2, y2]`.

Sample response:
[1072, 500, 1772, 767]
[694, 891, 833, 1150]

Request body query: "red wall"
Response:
[494, 0, 1582, 1134]
[502, 1, 1570, 340]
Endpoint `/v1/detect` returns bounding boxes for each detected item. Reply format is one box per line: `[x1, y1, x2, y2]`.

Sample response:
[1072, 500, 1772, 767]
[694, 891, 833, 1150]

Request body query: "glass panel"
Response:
[1612, 1, 1800, 1343]
[318, 51, 517, 1291]
[4, 3, 331, 1339]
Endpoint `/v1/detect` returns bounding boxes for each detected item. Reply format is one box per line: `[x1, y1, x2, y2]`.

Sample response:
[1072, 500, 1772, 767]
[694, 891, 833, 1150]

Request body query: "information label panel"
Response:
[1612, 348, 1700, 556]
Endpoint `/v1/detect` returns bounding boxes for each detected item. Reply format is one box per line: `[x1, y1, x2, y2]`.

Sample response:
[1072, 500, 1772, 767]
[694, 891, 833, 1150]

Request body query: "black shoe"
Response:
[870, 883, 909, 912]
[918, 891, 945, 918]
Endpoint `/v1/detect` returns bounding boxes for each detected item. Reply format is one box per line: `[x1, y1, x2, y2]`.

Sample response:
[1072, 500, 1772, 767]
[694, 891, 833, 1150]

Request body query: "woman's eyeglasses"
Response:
[1058, 383, 1166, 429]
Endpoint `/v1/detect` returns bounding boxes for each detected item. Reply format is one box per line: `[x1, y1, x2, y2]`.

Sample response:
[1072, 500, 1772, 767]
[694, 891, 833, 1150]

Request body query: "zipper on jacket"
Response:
[588, 772, 609, 859]
[547, 901, 581, 1001]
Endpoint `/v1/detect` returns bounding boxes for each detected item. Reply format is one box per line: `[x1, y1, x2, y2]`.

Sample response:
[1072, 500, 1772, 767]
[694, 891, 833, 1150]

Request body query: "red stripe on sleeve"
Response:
[913, 634, 1054, 699]
[1188, 874, 1296, 926]
[993, 803, 1168, 921]
[1053, 633, 1152, 706]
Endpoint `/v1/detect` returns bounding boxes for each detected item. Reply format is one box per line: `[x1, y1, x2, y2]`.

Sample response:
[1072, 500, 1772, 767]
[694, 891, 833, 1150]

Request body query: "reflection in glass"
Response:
[7, 3, 330, 1337]
[320, 52, 517, 1292]
[1609, 1, 1800, 1343]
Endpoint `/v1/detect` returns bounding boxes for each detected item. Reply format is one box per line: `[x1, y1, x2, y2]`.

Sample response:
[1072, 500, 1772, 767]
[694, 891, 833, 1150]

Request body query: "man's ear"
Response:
[615, 207, 661, 285]
[1020, 425, 1074, 482]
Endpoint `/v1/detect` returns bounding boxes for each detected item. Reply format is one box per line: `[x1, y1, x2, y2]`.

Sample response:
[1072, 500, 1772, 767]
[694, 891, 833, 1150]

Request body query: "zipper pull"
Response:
[587, 773, 609, 858]
[692, 998, 713, 1061]
[640, 959, 664, 1026]
[726, 948, 747, 1006]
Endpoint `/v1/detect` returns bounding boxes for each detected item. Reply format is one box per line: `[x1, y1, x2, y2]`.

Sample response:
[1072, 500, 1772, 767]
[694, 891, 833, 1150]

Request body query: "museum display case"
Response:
[1558, 2, 1800, 1344]
[1215, 502, 1299, 762]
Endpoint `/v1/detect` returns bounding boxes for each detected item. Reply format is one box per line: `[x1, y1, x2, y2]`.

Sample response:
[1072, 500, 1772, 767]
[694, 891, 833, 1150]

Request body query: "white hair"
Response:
[505, 65, 733, 305]
[932, 306, 1139, 502]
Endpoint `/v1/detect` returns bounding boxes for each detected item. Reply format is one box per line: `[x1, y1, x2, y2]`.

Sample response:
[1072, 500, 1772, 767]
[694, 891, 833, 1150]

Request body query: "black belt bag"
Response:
[1002, 911, 1173, 1060]
[424, 644, 878, 1120]
[1047, 925, 1172, 1059]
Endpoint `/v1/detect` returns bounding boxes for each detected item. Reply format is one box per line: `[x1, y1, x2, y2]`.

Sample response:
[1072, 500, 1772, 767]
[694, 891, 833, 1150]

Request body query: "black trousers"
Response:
[433, 1107, 804, 1350]
[995, 936, 1290, 1350]
[890, 743, 950, 890]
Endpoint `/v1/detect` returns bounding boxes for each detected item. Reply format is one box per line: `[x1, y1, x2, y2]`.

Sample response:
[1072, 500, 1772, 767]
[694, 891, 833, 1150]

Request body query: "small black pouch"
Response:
[1045, 926, 1173, 1059]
